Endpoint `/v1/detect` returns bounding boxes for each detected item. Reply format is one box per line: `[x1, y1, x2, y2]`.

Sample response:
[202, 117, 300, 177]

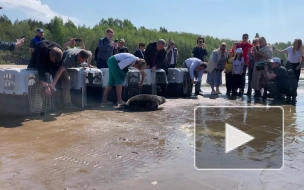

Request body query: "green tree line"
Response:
[0, 16, 293, 65]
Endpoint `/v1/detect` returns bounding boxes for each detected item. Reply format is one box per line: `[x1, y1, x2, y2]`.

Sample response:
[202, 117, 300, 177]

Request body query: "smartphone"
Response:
[74, 38, 82, 42]
[256, 46, 259, 51]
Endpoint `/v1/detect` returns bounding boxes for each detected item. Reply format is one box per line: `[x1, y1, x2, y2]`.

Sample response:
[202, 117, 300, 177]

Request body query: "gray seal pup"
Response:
[121, 94, 166, 110]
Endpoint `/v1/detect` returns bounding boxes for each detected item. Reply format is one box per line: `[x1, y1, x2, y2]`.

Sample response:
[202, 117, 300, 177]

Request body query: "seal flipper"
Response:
[149, 102, 159, 110]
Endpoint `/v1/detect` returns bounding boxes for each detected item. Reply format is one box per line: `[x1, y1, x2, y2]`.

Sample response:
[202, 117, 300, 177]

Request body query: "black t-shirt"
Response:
[274, 66, 291, 91]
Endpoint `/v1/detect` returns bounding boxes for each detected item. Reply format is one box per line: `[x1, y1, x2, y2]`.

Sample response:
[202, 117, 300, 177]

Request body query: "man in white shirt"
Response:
[183, 57, 207, 95]
[166, 40, 179, 68]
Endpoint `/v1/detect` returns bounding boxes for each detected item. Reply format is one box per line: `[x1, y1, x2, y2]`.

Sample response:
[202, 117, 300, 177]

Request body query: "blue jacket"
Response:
[134, 49, 145, 59]
[30, 35, 45, 49]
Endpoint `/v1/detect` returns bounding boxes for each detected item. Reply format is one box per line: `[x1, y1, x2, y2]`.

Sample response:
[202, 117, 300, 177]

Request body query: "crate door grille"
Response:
[27, 74, 52, 113]
[156, 72, 168, 84]
[127, 72, 140, 98]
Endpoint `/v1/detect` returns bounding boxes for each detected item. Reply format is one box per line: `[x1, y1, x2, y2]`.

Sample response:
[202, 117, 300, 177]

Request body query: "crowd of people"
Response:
[0, 27, 303, 109]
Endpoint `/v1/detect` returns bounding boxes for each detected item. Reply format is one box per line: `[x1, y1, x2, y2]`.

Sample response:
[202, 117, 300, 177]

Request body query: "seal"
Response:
[121, 94, 166, 110]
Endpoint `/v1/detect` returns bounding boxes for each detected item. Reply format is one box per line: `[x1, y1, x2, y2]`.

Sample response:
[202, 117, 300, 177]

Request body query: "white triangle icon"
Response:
[225, 123, 254, 153]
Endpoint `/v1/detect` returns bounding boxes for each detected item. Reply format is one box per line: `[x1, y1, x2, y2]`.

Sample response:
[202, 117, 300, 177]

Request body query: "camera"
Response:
[114, 39, 119, 43]
[256, 61, 272, 71]
[21, 34, 25, 39]
[199, 40, 203, 44]
[74, 38, 82, 42]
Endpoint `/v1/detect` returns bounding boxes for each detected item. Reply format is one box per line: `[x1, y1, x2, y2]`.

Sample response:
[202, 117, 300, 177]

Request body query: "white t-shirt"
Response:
[285, 46, 303, 63]
[185, 57, 203, 81]
[232, 57, 244, 74]
[114, 53, 137, 69]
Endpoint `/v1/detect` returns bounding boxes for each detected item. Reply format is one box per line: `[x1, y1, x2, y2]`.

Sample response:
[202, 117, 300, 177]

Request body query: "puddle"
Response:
[0, 85, 303, 190]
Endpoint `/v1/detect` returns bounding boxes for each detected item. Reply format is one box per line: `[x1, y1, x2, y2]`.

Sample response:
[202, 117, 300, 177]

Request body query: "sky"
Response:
[0, 0, 302, 43]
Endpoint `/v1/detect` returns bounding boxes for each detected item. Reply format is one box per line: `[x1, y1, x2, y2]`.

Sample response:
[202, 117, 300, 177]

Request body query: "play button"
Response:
[194, 106, 284, 170]
[225, 123, 254, 153]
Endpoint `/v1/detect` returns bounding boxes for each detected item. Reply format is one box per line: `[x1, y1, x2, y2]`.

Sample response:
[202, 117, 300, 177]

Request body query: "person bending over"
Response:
[263, 57, 296, 102]
[144, 39, 167, 73]
[101, 53, 146, 105]
[27, 40, 63, 97]
[183, 57, 207, 95]
[48, 49, 92, 109]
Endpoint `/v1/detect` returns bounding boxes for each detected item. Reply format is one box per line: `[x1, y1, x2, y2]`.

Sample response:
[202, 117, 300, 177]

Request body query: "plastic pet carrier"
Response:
[0, 68, 52, 115]
[155, 69, 168, 96]
[67, 67, 103, 108]
[141, 69, 157, 95]
[166, 68, 192, 97]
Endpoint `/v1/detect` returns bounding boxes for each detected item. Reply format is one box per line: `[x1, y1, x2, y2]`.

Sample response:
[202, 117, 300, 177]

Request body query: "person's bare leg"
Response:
[116, 84, 123, 104]
[216, 86, 221, 94]
[211, 86, 215, 94]
[102, 86, 112, 103]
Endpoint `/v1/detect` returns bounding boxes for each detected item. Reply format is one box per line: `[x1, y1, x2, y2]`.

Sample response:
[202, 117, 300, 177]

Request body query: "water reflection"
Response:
[195, 107, 283, 169]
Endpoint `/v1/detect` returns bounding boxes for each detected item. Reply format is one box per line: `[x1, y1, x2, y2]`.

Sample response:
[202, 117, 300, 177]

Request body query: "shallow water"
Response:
[0, 85, 303, 190]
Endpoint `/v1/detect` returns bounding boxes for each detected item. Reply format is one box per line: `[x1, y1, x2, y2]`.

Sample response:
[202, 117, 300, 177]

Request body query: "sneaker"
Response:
[216, 90, 221, 94]
[211, 91, 217, 95]
[64, 102, 78, 110]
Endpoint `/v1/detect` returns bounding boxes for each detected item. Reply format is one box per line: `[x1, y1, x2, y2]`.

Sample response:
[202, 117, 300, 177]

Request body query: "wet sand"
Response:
[0, 65, 304, 190]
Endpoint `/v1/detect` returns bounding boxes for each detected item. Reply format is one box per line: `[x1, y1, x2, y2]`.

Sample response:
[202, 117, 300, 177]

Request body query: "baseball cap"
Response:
[236, 48, 242, 53]
[269, 57, 281, 63]
[119, 39, 125, 43]
[36, 28, 44, 33]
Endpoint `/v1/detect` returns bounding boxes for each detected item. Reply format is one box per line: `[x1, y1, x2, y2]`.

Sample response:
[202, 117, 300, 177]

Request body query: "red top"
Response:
[236, 42, 253, 63]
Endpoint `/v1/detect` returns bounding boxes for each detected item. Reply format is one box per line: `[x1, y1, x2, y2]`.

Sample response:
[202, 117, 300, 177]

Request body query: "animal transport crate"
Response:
[67, 67, 103, 108]
[166, 68, 192, 97]
[155, 69, 168, 96]
[141, 69, 157, 95]
[0, 68, 52, 115]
